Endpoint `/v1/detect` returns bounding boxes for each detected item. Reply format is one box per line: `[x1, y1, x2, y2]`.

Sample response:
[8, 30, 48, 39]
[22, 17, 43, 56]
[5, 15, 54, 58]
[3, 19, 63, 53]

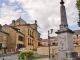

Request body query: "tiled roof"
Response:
[41, 36, 58, 42]
[0, 24, 2, 30]
[41, 39, 48, 42]
[9, 26, 19, 32]
[10, 17, 27, 26]
[73, 30, 80, 34]
[9, 26, 24, 35]
[15, 17, 27, 25]
[0, 30, 9, 35]
[49, 36, 58, 40]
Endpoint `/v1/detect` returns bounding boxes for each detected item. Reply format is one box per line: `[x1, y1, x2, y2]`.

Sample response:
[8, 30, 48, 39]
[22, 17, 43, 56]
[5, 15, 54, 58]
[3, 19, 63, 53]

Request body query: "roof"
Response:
[0, 24, 2, 30]
[0, 30, 9, 35]
[73, 30, 80, 34]
[9, 26, 24, 35]
[15, 17, 27, 25]
[49, 36, 58, 40]
[41, 39, 57, 42]
[41, 39, 48, 42]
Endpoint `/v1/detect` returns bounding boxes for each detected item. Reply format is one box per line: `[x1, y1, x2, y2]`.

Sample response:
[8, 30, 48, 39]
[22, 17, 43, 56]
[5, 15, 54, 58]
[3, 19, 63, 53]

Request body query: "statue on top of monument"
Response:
[60, 0, 64, 4]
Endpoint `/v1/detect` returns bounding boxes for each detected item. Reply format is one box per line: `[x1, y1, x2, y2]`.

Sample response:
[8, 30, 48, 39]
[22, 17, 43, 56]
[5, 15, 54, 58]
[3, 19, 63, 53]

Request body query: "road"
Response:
[0, 51, 54, 60]
[0, 51, 37, 60]
[0, 53, 19, 60]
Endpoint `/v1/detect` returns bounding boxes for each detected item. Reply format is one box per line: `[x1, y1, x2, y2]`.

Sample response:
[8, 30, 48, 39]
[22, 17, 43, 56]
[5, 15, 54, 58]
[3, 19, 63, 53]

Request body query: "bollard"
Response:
[18, 55, 20, 59]
[3, 58, 4, 60]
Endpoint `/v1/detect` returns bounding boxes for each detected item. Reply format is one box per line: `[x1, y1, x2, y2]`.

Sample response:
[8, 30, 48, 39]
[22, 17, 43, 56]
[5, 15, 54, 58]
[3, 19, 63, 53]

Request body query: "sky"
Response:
[0, 0, 79, 39]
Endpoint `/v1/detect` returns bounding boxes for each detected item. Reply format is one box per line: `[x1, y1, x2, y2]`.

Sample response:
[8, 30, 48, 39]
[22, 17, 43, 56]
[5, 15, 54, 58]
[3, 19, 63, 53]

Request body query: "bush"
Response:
[20, 50, 34, 59]
[26, 50, 34, 58]
[20, 50, 27, 59]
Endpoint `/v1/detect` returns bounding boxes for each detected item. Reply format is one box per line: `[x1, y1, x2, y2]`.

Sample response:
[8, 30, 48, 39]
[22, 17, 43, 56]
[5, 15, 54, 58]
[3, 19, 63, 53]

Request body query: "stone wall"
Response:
[37, 45, 80, 57]
[74, 45, 80, 56]
[37, 46, 57, 55]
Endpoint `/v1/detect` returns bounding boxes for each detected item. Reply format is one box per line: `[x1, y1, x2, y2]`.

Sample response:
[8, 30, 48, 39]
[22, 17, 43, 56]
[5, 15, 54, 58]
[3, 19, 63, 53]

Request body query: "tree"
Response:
[76, 0, 80, 27]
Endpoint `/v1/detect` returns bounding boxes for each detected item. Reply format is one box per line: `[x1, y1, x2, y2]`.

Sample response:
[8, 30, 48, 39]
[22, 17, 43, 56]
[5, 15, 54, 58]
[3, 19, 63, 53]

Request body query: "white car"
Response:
[18, 48, 27, 52]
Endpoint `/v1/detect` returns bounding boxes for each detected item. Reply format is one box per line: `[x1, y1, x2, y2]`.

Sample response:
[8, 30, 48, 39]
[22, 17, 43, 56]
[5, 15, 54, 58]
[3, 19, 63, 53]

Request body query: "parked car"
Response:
[18, 47, 27, 52]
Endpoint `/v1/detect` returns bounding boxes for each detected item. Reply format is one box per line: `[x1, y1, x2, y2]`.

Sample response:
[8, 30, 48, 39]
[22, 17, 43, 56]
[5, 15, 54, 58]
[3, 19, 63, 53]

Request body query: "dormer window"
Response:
[18, 29, 20, 32]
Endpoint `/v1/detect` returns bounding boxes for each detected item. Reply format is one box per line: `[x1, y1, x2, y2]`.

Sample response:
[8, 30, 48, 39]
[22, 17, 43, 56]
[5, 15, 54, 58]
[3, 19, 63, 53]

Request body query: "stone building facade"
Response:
[0, 17, 40, 53]
[73, 30, 80, 45]
[40, 36, 58, 46]
[0, 29, 9, 54]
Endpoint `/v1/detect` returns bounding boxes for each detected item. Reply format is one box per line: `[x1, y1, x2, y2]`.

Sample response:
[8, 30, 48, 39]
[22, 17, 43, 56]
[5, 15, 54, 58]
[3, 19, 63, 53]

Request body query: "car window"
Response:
[19, 48, 27, 50]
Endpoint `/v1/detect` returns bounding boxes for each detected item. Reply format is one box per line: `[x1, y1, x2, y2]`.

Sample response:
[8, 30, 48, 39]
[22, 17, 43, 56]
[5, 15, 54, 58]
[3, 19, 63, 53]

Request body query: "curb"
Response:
[0, 52, 18, 57]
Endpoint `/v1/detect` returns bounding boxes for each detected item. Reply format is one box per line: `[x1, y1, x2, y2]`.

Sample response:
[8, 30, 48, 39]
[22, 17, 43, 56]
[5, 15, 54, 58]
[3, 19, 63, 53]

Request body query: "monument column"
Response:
[55, 0, 80, 60]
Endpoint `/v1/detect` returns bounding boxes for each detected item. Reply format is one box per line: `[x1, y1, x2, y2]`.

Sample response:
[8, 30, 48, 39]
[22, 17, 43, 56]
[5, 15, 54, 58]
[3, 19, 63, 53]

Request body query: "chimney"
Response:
[0, 24, 2, 30]
[12, 20, 15, 26]
[35, 20, 37, 24]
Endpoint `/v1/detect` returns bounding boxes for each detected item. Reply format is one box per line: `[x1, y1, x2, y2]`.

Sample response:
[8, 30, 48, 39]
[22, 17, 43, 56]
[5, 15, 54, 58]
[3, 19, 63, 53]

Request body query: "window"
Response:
[28, 29, 29, 35]
[28, 38, 29, 45]
[0, 43, 2, 50]
[18, 36, 23, 41]
[30, 31, 31, 35]
[32, 40, 33, 45]
[30, 39, 31, 45]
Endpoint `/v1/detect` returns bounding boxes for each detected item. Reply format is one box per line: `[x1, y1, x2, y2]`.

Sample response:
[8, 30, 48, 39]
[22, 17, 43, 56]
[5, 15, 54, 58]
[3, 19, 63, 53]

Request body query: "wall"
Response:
[2, 25, 16, 52]
[37, 46, 57, 55]
[2, 25, 26, 53]
[37, 45, 80, 57]
[0, 32, 8, 54]
[74, 45, 80, 56]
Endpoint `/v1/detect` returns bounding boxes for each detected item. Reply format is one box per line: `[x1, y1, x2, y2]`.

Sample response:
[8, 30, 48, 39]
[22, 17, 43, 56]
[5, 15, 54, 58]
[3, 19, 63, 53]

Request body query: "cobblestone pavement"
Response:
[0, 53, 18, 60]
[37, 58, 55, 60]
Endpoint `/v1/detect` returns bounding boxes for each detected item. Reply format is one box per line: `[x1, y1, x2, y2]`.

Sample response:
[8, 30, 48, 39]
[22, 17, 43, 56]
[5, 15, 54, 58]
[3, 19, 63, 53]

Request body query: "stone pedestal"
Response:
[56, 51, 78, 58]
[66, 52, 78, 58]
[54, 57, 80, 60]
[62, 58, 80, 60]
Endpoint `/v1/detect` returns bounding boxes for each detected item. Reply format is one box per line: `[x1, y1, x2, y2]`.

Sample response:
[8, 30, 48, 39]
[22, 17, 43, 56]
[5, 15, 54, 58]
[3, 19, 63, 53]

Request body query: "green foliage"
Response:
[76, 0, 80, 7]
[19, 50, 34, 59]
[26, 50, 34, 57]
[76, 0, 80, 27]
[20, 50, 27, 59]
[1, 47, 7, 49]
[18, 56, 41, 60]
[78, 20, 80, 27]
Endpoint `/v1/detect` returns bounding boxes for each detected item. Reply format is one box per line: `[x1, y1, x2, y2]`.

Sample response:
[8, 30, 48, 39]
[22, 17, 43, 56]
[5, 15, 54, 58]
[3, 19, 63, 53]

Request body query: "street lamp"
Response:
[48, 29, 53, 58]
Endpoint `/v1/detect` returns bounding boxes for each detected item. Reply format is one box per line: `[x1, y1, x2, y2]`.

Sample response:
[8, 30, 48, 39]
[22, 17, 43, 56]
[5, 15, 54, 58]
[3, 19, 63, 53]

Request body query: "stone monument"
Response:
[55, 0, 80, 60]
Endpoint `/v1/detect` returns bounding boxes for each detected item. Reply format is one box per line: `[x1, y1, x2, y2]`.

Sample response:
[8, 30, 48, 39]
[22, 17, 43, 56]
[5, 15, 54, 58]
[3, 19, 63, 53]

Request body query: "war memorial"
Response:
[54, 0, 80, 60]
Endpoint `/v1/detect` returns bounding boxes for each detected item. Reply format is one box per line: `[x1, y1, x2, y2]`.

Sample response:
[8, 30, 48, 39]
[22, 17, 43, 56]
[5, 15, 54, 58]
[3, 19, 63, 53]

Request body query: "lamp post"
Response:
[48, 29, 53, 58]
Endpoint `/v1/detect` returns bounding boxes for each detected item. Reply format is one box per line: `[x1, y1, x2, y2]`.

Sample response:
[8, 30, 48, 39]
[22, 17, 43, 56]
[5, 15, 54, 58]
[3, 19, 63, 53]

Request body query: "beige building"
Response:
[40, 36, 58, 46]
[0, 17, 40, 53]
[2, 24, 25, 52]
[73, 30, 80, 45]
[0, 25, 9, 54]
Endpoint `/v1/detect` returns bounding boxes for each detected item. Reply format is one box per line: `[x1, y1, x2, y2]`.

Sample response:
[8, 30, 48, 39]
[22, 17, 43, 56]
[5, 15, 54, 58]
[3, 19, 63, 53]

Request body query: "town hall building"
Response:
[0, 17, 40, 54]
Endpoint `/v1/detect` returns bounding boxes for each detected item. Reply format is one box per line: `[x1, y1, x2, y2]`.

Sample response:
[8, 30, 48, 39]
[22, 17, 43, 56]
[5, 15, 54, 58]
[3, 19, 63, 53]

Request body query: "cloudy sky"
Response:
[0, 0, 79, 39]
